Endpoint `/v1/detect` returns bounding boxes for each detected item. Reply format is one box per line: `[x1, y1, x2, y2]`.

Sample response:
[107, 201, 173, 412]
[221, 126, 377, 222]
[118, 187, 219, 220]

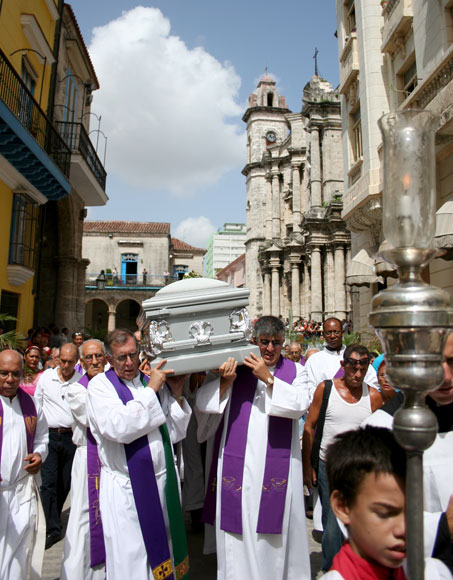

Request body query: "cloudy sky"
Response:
[71, 1, 340, 247]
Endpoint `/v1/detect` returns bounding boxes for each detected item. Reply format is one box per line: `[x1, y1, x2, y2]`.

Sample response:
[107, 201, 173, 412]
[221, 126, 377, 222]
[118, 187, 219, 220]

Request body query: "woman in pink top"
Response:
[19, 345, 42, 396]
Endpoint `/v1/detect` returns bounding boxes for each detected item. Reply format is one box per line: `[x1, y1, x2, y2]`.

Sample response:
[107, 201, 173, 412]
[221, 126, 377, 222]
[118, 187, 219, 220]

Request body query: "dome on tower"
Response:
[246, 72, 288, 110]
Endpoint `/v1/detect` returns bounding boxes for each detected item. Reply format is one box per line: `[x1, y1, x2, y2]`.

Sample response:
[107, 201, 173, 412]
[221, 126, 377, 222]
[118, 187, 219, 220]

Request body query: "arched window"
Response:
[267, 92, 274, 107]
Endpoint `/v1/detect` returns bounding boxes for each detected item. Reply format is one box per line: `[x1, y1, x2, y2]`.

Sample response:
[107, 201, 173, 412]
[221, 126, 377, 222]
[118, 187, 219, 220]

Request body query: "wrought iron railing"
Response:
[0, 47, 70, 177]
[56, 122, 106, 190]
[86, 272, 178, 288]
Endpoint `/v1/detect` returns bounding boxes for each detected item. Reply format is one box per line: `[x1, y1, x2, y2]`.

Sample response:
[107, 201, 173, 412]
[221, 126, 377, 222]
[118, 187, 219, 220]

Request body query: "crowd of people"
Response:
[285, 317, 353, 341]
[0, 315, 452, 579]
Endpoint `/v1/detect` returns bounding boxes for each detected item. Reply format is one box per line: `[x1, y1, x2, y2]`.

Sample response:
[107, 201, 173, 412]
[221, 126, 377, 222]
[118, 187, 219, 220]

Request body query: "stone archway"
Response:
[115, 299, 141, 331]
[85, 298, 109, 337]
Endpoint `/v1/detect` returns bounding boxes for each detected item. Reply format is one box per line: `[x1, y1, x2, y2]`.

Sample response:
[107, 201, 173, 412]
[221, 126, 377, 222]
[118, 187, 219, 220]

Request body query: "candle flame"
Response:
[402, 173, 411, 189]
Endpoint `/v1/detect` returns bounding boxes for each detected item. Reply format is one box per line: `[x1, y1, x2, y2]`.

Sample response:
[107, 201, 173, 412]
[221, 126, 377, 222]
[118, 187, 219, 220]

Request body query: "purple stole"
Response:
[334, 365, 344, 379]
[203, 357, 297, 535]
[105, 369, 175, 579]
[0, 389, 37, 482]
[78, 373, 106, 568]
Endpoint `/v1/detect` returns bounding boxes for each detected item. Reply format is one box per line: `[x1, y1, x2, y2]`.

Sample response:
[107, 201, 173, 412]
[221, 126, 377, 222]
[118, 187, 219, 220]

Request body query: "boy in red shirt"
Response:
[322, 427, 451, 579]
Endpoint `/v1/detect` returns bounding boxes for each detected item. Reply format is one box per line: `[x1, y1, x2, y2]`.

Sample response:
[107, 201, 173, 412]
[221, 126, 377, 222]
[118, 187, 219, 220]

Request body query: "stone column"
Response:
[310, 246, 323, 320]
[269, 254, 280, 317]
[325, 247, 335, 316]
[263, 268, 271, 315]
[290, 257, 301, 319]
[334, 245, 347, 319]
[310, 127, 322, 207]
[55, 256, 78, 331]
[76, 258, 90, 329]
[107, 307, 116, 332]
[265, 174, 273, 239]
[304, 264, 311, 318]
[272, 171, 280, 239]
[292, 164, 301, 234]
[345, 247, 352, 317]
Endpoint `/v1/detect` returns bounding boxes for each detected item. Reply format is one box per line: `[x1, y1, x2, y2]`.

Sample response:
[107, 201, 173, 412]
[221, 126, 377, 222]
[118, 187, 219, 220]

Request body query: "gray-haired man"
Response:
[196, 315, 311, 580]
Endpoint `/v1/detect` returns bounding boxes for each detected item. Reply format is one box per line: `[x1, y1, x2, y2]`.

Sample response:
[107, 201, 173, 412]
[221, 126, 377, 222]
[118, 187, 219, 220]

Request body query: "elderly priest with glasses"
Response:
[196, 315, 311, 580]
[86, 329, 191, 580]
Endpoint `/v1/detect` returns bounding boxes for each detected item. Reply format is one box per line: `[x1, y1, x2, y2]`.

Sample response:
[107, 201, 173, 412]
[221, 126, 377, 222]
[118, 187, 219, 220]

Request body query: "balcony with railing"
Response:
[0, 47, 71, 201]
[85, 271, 178, 290]
[339, 33, 359, 94]
[381, 0, 413, 55]
[57, 121, 108, 206]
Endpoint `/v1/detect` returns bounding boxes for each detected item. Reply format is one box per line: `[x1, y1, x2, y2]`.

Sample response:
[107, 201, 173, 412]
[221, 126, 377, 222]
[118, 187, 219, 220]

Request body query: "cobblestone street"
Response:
[41, 501, 322, 580]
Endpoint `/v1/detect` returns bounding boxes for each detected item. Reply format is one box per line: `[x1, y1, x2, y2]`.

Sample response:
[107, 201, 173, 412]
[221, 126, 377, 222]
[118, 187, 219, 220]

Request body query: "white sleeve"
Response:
[66, 382, 88, 427]
[159, 385, 192, 444]
[87, 375, 166, 444]
[421, 558, 452, 579]
[424, 512, 444, 559]
[267, 363, 310, 419]
[34, 373, 45, 409]
[195, 373, 230, 443]
[361, 410, 393, 429]
[364, 365, 379, 389]
[304, 358, 319, 402]
[33, 402, 49, 462]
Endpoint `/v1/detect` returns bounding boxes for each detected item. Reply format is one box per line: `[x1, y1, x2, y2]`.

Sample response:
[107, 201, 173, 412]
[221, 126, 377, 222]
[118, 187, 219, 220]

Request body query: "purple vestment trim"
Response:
[105, 369, 174, 579]
[0, 402, 2, 482]
[0, 389, 37, 482]
[202, 357, 297, 535]
[256, 356, 296, 534]
[334, 365, 344, 379]
[79, 373, 106, 568]
[220, 366, 257, 534]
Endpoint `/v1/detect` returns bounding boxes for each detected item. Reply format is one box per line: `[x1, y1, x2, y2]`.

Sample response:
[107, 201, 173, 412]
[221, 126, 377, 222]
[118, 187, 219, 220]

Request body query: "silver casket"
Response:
[141, 278, 260, 375]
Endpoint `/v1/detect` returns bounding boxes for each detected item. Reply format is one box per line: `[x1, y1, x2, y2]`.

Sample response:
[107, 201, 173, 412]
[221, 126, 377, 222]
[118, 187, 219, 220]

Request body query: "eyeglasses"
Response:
[258, 339, 282, 347]
[0, 370, 22, 379]
[113, 351, 139, 363]
[344, 357, 369, 368]
[324, 330, 342, 337]
[83, 353, 105, 361]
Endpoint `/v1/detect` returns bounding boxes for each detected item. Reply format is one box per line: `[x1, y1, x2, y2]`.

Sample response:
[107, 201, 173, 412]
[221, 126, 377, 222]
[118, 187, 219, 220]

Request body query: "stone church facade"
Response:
[243, 74, 350, 321]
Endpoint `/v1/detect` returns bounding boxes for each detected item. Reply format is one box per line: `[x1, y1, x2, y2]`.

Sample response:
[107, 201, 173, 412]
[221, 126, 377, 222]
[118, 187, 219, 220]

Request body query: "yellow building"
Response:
[0, 0, 71, 335]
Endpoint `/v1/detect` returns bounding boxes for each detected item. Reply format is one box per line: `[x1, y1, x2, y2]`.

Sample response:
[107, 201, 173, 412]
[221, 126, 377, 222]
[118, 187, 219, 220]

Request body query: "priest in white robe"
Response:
[61, 339, 107, 580]
[87, 329, 191, 580]
[0, 349, 48, 580]
[196, 316, 311, 580]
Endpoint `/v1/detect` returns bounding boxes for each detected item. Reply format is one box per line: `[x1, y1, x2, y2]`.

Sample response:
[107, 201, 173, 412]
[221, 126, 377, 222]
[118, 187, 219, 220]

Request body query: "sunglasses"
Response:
[344, 357, 369, 368]
[258, 339, 282, 347]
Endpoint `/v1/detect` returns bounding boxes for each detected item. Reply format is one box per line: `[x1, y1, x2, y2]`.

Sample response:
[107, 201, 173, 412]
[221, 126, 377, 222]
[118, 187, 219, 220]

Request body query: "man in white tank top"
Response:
[302, 344, 383, 573]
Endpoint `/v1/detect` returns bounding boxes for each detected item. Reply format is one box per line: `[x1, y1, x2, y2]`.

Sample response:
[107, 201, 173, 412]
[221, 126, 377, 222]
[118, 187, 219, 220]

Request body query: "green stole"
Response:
[139, 374, 189, 580]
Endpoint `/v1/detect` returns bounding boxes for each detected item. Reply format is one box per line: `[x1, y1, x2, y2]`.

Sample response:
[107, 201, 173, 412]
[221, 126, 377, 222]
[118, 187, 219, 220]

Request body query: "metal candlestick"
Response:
[369, 110, 451, 579]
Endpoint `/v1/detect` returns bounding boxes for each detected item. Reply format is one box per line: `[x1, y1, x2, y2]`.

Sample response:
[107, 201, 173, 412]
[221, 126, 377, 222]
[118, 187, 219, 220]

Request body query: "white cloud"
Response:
[174, 216, 216, 248]
[88, 7, 244, 196]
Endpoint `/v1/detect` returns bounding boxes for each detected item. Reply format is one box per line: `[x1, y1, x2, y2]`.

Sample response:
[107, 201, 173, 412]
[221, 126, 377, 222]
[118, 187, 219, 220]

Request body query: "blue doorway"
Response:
[121, 253, 138, 284]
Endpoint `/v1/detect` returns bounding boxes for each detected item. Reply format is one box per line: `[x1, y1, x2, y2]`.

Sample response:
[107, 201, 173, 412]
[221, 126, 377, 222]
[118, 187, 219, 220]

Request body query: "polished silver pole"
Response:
[370, 110, 451, 578]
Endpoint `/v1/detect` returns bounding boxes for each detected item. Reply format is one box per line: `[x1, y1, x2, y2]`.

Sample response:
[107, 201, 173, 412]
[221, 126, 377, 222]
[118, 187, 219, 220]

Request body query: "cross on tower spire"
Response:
[313, 48, 319, 77]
